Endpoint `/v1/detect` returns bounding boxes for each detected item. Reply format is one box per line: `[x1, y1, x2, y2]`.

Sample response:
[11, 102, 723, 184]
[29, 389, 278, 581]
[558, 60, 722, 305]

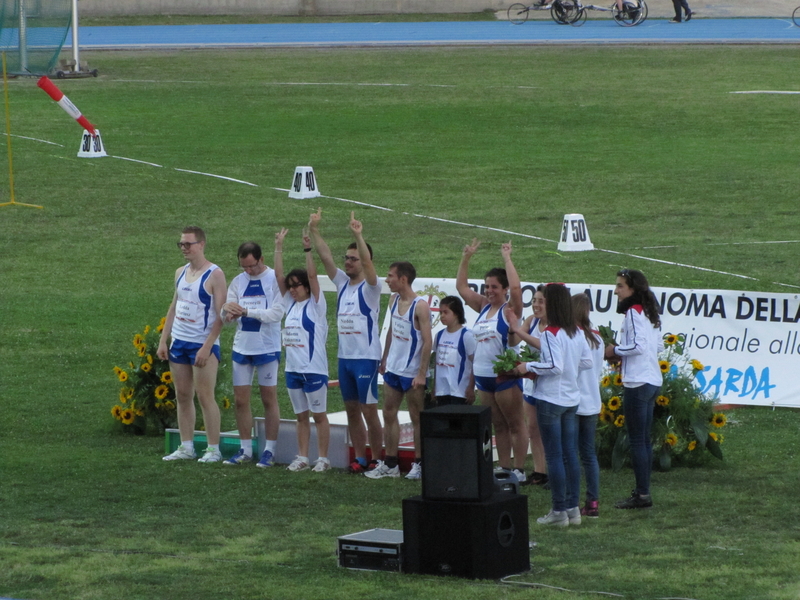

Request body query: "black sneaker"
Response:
[526, 472, 549, 487]
[685, 11, 692, 21]
[615, 491, 653, 509]
[668, 17, 681, 23]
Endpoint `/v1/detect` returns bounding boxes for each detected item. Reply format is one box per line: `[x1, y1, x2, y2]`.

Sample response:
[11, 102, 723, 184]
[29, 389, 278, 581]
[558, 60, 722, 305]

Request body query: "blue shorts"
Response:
[523, 394, 538, 406]
[384, 371, 425, 393]
[285, 371, 329, 393]
[231, 350, 281, 366]
[338, 358, 380, 405]
[474, 375, 522, 394]
[169, 339, 221, 365]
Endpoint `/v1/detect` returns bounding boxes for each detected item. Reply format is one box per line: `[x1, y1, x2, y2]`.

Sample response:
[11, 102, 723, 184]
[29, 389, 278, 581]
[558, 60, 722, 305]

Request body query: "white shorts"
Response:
[232, 360, 279, 387]
[287, 386, 328, 415]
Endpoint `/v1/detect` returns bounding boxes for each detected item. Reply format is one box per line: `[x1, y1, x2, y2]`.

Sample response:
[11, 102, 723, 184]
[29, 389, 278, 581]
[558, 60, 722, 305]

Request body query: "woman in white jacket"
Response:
[604, 269, 663, 509]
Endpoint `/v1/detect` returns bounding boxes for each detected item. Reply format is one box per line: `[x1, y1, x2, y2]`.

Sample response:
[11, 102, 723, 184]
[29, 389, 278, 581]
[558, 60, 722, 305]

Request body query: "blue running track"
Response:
[71, 18, 800, 49]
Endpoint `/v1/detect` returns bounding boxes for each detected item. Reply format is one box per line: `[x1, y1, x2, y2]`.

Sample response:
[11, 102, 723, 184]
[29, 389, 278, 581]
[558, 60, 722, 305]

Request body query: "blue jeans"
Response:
[537, 400, 580, 512]
[577, 414, 599, 502]
[622, 383, 660, 496]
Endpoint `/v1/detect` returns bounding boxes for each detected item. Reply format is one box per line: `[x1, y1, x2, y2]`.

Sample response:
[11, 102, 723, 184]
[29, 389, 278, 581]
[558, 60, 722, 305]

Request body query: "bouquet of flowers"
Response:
[110, 319, 231, 434]
[596, 332, 727, 471]
[493, 346, 541, 380]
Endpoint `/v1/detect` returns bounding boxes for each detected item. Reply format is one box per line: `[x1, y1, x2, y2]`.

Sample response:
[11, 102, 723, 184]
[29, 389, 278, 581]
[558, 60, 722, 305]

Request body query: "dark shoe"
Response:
[347, 460, 366, 474]
[526, 472, 549, 487]
[615, 491, 653, 509]
[581, 500, 600, 518]
[668, 17, 681, 23]
[685, 11, 692, 21]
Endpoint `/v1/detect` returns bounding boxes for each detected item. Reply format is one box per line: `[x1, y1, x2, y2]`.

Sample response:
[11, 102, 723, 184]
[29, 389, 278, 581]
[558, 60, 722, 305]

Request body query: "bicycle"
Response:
[793, 6, 800, 27]
[570, 0, 648, 27]
[507, 0, 582, 26]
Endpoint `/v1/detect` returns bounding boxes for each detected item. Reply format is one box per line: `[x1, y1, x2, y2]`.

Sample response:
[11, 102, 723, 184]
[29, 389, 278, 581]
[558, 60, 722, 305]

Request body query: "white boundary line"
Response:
[16, 130, 798, 287]
[731, 90, 800, 94]
[2, 133, 64, 147]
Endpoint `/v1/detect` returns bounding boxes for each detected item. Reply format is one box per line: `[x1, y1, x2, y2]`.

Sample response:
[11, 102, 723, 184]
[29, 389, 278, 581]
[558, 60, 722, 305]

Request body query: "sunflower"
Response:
[222, 397, 231, 410]
[134, 408, 145, 417]
[664, 334, 678, 345]
[711, 413, 727, 428]
[656, 395, 670, 407]
[133, 334, 143, 347]
[137, 343, 147, 357]
[113, 366, 122, 376]
[659, 360, 671, 374]
[143, 325, 151, 335]
[613, 373, 623, 386]
[601, 375, 612, 388]
[129, 361, 135, 369]
[147, 354, 154, 365]
[709, 431, 719, 442]
[161, 371, 173, 384]
[154, 385, 170, 400]
[599, 410, 609, 423]
[665, 433, 678, 447]
[607, 396, 622, 411]
[691, 359, 704, 371]
[121, 409, 135, 425]
[111, 405, 123, 420]
[157, 317, 166, 333]
[687, 440, 697, 451]
[119, 390, 128, 404]
[141, 363, 152, 373]
[164, 400, 176, 410]
[117, 371, 129, 383]
[126, 388, 134, 400]
[614, 415, 625, 428]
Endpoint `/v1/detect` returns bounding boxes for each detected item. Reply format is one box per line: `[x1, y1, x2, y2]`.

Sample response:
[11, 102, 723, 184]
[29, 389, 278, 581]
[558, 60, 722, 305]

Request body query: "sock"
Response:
[356, 457, 367, 467]
[317, 457, 329, 463]
[265, 439, 277, 453]
[385, 456, 398, 469]
[297, 456, 309, 463]
[240, 439, 253, 457]
[181, 441, 194, 452]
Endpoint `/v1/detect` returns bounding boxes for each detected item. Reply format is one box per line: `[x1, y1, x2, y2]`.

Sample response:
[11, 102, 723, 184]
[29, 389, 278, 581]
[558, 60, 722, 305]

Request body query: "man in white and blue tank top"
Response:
[309, 209, 384, 474]
[366, 262, 432, 480]
[158, 226, 228, 463]
[219, 242, 285, 468]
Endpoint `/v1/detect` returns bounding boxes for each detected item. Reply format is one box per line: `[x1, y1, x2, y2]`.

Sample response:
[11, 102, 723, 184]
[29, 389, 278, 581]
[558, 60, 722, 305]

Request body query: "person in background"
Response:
[274, 227, 331, 473]
[605, 269, 664, 509]
[432, 296, 476, 407]
[159, 226, 227, 463]
[572, 292, 603, 517]
[669, 0, 692, 22]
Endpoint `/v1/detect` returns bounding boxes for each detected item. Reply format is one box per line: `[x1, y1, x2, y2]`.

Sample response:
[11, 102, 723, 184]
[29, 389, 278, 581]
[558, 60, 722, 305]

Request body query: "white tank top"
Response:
[171, 264, 220, 345]
[386, 296, 425, 378]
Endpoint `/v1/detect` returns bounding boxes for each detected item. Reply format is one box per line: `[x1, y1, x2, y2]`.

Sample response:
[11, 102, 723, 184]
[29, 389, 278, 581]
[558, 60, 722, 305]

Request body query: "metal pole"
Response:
[18, 0, 27, 72]
[71, 0, 80, 68]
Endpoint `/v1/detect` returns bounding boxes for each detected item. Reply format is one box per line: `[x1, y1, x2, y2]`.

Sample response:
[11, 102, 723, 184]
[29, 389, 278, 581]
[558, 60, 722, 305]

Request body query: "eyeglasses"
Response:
[343, 255, 360, 262]
[287, 282, 304, 289]
[617, 269, 631, 279]
[177, 241, 201, 250]
[240, 263, 260, 271]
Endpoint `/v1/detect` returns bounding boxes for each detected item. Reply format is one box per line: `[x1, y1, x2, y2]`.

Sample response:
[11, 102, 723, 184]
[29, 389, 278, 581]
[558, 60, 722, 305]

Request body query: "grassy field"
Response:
[1, 46, 800, 600]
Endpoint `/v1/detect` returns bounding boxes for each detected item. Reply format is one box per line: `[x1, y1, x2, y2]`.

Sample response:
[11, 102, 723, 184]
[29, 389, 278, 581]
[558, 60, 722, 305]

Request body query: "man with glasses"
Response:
[308, 209, 384, 473]
[219, 242, 285, 467]
[158, 226, 227, 463]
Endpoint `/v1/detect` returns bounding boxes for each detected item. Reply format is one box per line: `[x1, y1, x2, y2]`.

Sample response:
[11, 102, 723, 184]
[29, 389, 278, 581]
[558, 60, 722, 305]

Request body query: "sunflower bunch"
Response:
[110, 319, 177, 433]
[595, 332, 728, 471]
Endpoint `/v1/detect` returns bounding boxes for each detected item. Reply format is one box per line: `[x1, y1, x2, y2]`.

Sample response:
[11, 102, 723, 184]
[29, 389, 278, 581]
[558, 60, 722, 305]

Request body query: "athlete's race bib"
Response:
[175, 299, 201, 323]
[240, 296, 266, 312]
[338, 313, 365, 336]
[473, 320, 499, 344]
[436, 343, 458, 368]
[282, 326, 303, 348]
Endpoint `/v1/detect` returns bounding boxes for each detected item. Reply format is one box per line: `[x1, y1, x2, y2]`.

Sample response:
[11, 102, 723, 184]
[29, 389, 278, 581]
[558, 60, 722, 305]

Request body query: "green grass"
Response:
[2, 46, 800, 600]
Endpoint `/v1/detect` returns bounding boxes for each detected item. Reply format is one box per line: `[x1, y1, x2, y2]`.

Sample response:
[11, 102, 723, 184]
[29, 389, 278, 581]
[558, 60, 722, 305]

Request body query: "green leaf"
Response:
[706, 436, 724, 460]
[612, 430, 629, 472]
[658, 445, 672, 471]
[691, 417, 709, 449]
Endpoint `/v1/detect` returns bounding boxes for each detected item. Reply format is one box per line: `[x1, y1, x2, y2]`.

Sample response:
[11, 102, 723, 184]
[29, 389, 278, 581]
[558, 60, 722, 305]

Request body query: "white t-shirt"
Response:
[434, 327, 477, 398]
[577, 329, 604, 416]
[225, 269, 283, 356]
[282, 291, 328, 376]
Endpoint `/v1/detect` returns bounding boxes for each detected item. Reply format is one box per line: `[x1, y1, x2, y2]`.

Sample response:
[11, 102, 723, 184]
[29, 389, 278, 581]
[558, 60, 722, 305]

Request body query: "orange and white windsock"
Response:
[37, 76, 96, 136]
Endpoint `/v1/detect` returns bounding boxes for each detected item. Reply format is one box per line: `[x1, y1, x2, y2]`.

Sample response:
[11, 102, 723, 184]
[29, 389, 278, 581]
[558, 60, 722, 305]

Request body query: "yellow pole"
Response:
[0, 51, 42, 209]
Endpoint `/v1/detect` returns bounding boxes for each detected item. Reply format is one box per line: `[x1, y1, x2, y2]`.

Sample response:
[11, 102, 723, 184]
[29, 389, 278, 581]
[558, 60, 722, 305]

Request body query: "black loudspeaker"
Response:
[421, 405, 493, 501]
[402, 493, 529, 579]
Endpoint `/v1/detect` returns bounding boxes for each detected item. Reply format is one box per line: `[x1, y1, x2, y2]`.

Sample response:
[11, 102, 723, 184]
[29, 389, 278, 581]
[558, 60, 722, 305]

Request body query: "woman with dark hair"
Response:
[432, 296, 476, 406]
[571, 293, 603, 518]
[274, 227, 331, 473]
[604, 269, 664, 509]
[456, 238, 527, 481]
[512, 284, 592, 527]
[506, 285, 548, 487]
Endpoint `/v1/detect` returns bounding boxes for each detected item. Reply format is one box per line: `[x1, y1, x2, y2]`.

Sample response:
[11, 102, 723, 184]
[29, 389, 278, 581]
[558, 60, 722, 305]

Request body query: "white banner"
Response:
[379, 278, 800, 408]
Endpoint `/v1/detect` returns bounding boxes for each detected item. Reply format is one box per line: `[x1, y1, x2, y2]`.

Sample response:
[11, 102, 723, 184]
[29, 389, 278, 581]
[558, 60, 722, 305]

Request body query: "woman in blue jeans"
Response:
[512, 284, 593, 527]
[604, 269, 664, 509]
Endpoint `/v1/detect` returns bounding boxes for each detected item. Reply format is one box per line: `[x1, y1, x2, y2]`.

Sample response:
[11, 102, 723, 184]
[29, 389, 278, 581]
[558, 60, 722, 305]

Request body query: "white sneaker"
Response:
[566, 507, 582, 525]
[405, 462, 422, 480]
[537, 510, 569, 527]
[287, 456, 310, 472]
[512, 468, 527, 484]
[197, 447, 222, 463]
[312, 458, 331, 472]
[163, 446, 196, 461]
[364, 460, 400, 479]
